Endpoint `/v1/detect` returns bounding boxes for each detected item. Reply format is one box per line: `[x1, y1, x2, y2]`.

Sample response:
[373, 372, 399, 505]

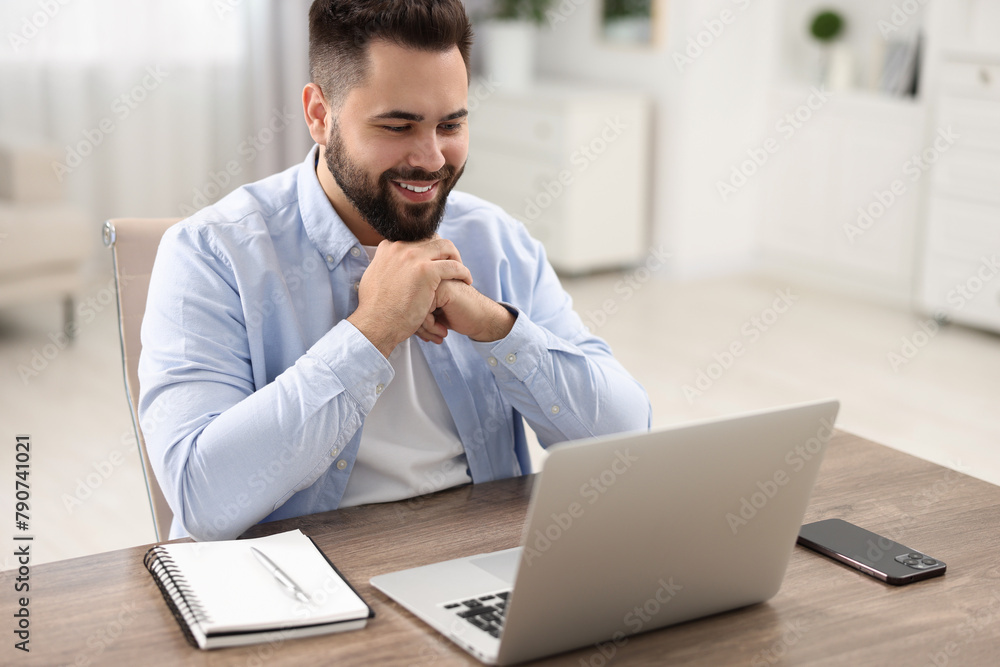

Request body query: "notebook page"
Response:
[162, 529, 368, 634]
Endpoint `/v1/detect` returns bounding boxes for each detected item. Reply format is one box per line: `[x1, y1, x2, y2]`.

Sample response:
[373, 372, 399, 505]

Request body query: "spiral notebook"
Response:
[144, 529, 373, 649]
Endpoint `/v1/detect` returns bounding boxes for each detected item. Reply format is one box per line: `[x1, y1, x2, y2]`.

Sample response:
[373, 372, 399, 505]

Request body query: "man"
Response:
[138, 0, 650, 541]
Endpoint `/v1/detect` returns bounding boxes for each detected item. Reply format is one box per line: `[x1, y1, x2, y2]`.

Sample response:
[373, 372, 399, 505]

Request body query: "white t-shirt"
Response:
[338, 247, 472, 508]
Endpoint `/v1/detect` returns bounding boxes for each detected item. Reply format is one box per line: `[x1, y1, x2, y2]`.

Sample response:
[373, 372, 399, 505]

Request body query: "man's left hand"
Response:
[417, 280, 516, 344]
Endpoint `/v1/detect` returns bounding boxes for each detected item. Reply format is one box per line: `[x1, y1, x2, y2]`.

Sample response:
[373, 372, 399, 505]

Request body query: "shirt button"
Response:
[336, 459, 347, 470]
[487, 356, 498, 367]
[551, 405, 560, 415]
[325, 254, 334, 264]
[352, 281, 360, 292]
[375, 383, 384, 395]
[331, 447, 339, 457]
[505, 353, 517, 364]
[350, 247, 361, 258]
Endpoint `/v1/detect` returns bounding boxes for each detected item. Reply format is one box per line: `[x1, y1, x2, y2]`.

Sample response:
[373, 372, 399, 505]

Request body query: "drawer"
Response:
[937, 97, 1000, 154]
[920, 253, 1000, 328]
[470, 101, 565, 159]
[461, 151, 570, 216]
[923, 196, 1000, 260]
[940, 60, 1000, 99]
[930, 149, 1000, 205]
[920, 193, 1000, 331]
[459, 152, 566, 245]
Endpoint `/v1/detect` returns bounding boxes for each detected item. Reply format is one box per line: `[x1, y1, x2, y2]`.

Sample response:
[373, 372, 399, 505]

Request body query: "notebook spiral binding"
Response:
[144, 545, 214, 648]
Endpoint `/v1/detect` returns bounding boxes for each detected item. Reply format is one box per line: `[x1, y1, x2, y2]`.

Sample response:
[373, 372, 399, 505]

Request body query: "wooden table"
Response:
[5, 430, 1000, 666]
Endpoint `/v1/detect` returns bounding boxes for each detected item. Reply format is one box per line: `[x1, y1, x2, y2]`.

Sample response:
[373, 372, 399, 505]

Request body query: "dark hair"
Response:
[308, 0, 474, 111]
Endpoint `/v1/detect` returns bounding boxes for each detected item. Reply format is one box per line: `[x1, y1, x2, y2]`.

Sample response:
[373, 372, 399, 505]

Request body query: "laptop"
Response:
[370, 399, 839, 665]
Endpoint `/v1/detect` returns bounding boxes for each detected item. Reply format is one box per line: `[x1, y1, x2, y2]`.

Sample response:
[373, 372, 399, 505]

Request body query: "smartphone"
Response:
[798, 518, 946, 585]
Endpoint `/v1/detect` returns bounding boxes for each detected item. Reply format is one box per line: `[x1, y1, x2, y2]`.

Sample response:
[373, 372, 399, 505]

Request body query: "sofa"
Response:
[0, 140, 92, 334]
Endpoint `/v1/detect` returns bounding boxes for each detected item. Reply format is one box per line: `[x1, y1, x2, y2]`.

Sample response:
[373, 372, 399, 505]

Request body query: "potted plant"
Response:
[809, 10, 844, 44]
[808, 9, 853, 90]
[482, 0, 553, 90]
[602, 0, 653, 45]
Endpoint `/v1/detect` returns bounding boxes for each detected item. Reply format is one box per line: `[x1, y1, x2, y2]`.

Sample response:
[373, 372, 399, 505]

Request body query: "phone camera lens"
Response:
[904, 558, 919, 566]
[921, 558, 937, 565]
[908, 552, 922, 559]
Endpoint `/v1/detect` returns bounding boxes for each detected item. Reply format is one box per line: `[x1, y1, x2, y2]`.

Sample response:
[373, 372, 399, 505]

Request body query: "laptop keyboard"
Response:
[442, 591, 510, 638]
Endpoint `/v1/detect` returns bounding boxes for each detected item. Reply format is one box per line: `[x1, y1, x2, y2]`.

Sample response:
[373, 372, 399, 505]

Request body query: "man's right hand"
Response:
[347, 237, 472, 358]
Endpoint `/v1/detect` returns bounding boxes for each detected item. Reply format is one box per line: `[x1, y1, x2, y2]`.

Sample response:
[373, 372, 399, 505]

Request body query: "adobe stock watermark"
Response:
[70, 601, 140, 667]
[16, 275, 128, 385]
[7, 0, 74, 53]
[725, 417, 834, 535]
[522, 116, 628, 223]
[582, 245, 672, 332]
[926, 590, 1000, 667]
[887, 254, 1000, 371]
[846, 462, 970, 572]
[408, 615, 475, 666]
[390, 410, 507, 524]
[179, 107, 296, 216]
[911, 460, 969, 509]
[51, 65, 170, 182]
[522, 447, 638, 567]
[238, 570, 362, 667]
[467, 74, 501, 112]
[682, 288, 798, 403]
[717, 86, 832, 202]
[857, 513, 918, 566]
[62, 450, 127, 513]
[886, 317, 942, 372]
[389, 455, 471, 525]
[242, 255, 324, 329]
[545, 0, 587, 29]
[61, 431, 135, 513]
[136, 390, 312, 542]
[578, 576, 683, 667]
[412, 457, 465, 498]
[215, 439, 314, 539]
[878, 0, 929, 39]
[844, 126, 958, 244]
[672, 0, 755, 74]
[751, 618, 810, 667]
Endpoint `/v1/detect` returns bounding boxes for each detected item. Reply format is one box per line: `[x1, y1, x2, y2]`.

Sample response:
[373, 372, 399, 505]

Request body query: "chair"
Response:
[103, 218, 181, 542]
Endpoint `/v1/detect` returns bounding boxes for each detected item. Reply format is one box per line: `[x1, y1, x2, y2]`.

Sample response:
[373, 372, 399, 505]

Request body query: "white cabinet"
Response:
[460, 81, 651, 274]
[760, 88, 926, 303]
[918, 55, 1000, 332]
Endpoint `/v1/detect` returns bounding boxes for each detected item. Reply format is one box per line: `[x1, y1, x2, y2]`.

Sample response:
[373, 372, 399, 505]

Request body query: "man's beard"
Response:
[325, 128, 465, 242]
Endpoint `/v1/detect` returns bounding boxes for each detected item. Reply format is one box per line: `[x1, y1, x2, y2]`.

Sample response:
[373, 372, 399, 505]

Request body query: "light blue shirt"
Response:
[138, 146, 651, 541]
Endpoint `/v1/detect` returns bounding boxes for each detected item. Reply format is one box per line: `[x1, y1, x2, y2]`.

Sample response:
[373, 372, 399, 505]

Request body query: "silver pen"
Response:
[250, 546, 312, 604]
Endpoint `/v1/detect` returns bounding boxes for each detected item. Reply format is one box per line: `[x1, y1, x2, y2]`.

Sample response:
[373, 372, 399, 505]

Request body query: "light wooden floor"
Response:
[2, 261, 998, 567]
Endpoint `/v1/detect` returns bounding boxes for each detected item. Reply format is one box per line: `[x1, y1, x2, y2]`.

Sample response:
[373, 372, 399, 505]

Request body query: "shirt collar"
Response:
[297, 144, 363, 265]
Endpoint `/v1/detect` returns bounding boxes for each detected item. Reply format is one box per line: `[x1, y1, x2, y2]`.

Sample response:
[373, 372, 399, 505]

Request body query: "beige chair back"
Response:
[104, 218, 181, 542]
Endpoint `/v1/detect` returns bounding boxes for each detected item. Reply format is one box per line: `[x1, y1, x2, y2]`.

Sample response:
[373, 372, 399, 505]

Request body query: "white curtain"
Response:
[0, 0, 313, 225]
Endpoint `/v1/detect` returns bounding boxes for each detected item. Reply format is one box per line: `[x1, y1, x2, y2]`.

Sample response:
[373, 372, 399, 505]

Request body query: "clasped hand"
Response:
[346, 237, 515, 358]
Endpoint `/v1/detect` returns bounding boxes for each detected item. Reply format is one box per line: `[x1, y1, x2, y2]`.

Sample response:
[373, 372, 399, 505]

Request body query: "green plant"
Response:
[604, 0, 653, 21]
[603, 0, 652, 21]
[493, 0, 552, 24]
[809, 10, 845, 43]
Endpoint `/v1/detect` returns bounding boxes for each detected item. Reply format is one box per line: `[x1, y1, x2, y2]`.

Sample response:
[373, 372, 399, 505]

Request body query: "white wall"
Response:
[534, 0, 937, 283]
[535, 0, 783, 279]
